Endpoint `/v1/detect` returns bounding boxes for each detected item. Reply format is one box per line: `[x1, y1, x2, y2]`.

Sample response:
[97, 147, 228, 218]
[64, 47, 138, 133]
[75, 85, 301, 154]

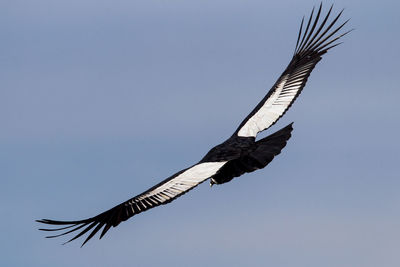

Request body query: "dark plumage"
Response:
[37, 4, 351, 246]
[211, 123, 293, 185]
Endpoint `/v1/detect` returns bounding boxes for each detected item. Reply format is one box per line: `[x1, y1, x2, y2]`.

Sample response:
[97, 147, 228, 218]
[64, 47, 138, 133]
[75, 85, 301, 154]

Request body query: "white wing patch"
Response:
[238, 75, 291, 137]
[237, 59, 317, 138]
[135, 161, 227, 204]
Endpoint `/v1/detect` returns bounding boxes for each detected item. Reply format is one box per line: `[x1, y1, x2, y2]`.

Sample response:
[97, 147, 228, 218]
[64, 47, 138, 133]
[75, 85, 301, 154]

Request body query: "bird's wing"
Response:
[37, 161, 227, 246]
[212, 123, 293, 185]
[235, 4, 351, 138]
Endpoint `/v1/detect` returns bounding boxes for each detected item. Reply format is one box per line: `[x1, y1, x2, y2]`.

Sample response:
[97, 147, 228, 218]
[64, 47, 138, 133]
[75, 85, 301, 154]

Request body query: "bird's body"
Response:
[37, 4, 351, 246]
[202, 136, 254, 164]
[209, 124, 293, 185]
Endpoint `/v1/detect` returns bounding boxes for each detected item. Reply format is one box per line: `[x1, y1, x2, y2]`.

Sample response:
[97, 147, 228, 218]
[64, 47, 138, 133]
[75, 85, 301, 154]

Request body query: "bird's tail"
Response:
[251, 122, 294, 163]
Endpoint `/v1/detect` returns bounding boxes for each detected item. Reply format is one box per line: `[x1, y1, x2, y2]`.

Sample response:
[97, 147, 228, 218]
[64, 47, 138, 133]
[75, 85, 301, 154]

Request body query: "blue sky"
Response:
[1, 0, 399, 266]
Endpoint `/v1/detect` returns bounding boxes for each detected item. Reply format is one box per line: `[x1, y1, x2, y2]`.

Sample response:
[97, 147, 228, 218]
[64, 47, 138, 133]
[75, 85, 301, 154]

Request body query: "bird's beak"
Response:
[210, 178, 216, 187]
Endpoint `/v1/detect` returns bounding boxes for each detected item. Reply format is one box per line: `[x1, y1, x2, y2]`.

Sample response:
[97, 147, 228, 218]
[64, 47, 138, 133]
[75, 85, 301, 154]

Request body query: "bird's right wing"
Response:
[235, 4, 351, 138]
[37, 161, 226, 246]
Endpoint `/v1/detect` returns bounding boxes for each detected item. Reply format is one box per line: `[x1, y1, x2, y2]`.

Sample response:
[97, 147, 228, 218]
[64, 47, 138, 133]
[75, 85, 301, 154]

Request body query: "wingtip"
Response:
[293, 4, 351, 56]
[80, 241, 87, 248]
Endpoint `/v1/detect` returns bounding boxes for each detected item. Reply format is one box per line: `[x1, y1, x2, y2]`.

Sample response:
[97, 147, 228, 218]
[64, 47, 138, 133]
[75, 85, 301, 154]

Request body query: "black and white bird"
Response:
[37, 4, 351, 246]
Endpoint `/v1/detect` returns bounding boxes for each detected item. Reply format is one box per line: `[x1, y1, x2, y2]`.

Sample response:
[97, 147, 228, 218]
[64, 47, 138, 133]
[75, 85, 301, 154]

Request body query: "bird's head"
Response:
[210, 178, 217, 187]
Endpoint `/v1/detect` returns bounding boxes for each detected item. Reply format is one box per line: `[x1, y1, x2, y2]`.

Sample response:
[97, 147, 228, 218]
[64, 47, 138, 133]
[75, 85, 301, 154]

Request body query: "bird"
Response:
[37, 4, 351, 247]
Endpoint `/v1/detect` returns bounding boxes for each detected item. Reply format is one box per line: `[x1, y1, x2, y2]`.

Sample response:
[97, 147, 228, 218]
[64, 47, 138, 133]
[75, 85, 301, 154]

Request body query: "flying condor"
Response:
[37, 4, 351, 246]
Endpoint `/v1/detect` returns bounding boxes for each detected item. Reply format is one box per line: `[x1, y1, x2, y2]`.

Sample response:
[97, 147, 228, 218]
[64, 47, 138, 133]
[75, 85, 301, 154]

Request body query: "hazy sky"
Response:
[2, 0, 399, 266]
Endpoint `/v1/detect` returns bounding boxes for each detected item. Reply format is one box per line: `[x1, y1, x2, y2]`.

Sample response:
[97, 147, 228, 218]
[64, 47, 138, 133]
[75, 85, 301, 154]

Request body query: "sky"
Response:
[1, 0, 399, 266]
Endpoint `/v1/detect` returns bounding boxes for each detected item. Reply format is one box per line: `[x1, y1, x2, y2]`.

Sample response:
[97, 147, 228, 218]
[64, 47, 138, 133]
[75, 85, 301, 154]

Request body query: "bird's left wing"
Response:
[235, 4, 351, 138]
[37, 161, 226, 246]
